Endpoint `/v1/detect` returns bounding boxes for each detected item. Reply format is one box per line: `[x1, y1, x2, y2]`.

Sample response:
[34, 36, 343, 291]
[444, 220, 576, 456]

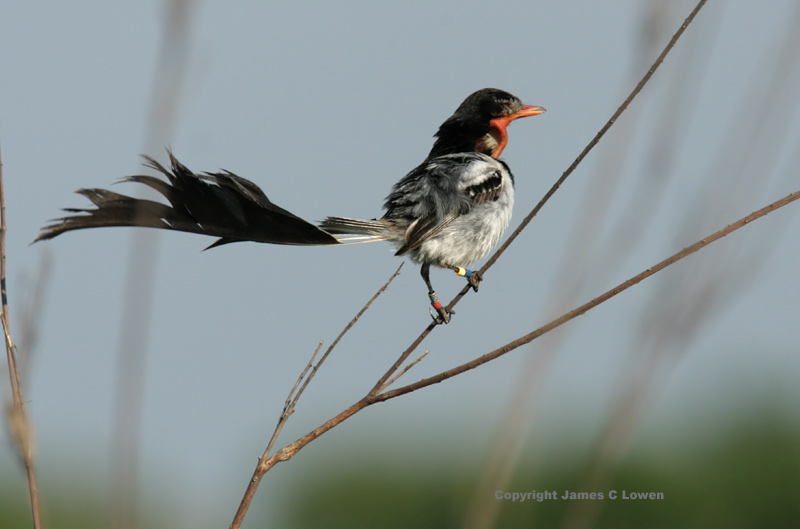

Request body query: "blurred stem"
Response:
[110, 2, 196, 529]
[1, 143, 43, 528]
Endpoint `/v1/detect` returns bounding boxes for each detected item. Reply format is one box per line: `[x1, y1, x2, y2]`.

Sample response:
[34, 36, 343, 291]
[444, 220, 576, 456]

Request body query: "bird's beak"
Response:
[514, 105, 547, 119]
[490, 105, 546, 133]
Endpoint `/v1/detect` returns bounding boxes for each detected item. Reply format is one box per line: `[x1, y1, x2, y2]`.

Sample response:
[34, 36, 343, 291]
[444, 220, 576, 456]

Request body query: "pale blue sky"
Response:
[2, 1, 799, 526]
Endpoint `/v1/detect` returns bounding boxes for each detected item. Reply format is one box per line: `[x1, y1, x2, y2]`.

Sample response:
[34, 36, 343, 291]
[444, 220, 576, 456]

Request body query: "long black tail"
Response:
[35, 151, 340, 248]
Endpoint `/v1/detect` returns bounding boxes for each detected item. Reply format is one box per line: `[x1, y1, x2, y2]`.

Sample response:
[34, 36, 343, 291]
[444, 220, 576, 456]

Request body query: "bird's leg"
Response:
[421, 262, 452, 324]
[450, 265, 482, 292]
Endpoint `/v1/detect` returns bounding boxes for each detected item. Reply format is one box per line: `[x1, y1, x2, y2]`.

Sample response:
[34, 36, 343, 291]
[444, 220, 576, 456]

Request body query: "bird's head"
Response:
[429, 88, 545, 159]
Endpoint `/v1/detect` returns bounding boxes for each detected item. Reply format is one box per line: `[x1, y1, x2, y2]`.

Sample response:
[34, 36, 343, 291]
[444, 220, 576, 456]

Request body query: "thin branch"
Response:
[258, 255, 400, 474]
[264, 341, 324, 459]
[378, 350, 431, 393]
[369, 320, 437, 394]
[306, 262, 405, 393]
[261, 263, 403, 461]
[283, 341, 323, 417]
[378, 189, 800, 400]
[230, 263, 403, 528]
[1, 143, 43, 528]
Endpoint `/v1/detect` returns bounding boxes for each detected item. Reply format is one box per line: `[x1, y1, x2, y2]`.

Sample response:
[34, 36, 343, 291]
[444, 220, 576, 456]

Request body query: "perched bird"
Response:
[36, 88, 545, 323]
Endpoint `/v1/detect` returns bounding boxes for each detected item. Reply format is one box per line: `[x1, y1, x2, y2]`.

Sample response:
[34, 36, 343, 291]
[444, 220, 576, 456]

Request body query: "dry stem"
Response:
[1, 143, 43, 527]
[230, 264, 403, 527]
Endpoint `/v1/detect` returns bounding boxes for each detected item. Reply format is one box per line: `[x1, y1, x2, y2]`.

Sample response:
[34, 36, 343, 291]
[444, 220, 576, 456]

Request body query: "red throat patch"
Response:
[488, 105, 546, 158]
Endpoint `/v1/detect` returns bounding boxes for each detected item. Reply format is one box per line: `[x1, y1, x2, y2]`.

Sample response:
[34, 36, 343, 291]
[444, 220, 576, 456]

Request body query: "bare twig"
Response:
[283, 342, 324, 417]
[378, 189, 800, 400]
[265, 340, 324, 458]
[301, 262, 405, 399]
[378, 350, 430, 392]
[1, 144, 43, 528]
[230, 263, 403, 528]
[266, 263, 403, 456]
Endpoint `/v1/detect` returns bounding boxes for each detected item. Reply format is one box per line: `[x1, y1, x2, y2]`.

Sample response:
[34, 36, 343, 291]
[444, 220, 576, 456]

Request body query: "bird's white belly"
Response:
[407, 185, 514, 267]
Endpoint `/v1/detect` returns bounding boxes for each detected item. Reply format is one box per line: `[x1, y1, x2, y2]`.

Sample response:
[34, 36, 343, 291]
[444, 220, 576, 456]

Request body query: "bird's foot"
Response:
[428, 292, 453, 324]
[454, 267, 482, 292]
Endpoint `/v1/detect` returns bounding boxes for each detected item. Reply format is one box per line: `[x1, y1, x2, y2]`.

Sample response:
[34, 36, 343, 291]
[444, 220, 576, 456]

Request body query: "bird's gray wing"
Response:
[387, 153, 507, 255]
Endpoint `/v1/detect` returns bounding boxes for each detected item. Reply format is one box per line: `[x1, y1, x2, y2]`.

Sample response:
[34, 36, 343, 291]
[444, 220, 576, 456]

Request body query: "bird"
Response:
[35, 88, 545, 323]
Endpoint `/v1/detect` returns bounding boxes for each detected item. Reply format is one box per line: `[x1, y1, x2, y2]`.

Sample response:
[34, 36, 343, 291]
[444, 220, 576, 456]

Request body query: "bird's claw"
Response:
[467, 271, 483, 292]
[428, 292, 453, 324]
[429, 305, 454, 324]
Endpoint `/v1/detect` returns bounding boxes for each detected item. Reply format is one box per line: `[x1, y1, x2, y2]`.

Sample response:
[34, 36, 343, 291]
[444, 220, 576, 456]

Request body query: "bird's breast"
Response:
[409, 176, 514, 267]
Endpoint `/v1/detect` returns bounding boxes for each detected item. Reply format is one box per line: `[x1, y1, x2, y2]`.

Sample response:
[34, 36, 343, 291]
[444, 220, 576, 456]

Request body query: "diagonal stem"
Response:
[378, 189, 800, 400]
